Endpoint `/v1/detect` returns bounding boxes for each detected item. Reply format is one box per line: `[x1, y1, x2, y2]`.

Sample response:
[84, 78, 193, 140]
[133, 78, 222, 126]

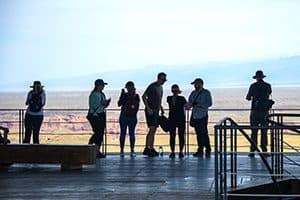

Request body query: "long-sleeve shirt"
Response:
[88, 91, 106, 116]
[188, 88, 212, 119]
[246, 80, 272, 110]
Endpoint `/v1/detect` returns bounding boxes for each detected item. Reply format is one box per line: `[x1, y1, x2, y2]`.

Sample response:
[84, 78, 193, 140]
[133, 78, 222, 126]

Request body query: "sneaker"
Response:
[96, 152, 106, 158]
[169, 152, 175, 158]
[143, 147, 150, 156]
[193, 152, 203, 157]
[178, 152, 184, 158]
[152, 148, 159, 157]
[205, 151, 211, 158]
[130, 151, 136, 157]
[262, 152, 270, 157]
[248, 153, 255, 158]
[120, 151, 125, 158]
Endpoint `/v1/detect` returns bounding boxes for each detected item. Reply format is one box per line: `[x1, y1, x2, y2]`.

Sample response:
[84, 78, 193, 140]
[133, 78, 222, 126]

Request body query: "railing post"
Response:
[214, 125, 219, 200]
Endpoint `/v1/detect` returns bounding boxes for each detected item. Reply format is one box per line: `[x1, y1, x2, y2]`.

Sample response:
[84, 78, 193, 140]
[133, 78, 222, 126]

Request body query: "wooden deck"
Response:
[0, 154, 299, 200]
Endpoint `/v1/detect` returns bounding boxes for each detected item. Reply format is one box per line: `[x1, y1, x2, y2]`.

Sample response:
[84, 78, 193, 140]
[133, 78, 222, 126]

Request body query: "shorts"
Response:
[145, 109, 159, 127]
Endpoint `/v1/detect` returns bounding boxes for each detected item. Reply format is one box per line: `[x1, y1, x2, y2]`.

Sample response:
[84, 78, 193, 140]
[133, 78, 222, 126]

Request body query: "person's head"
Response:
[94, 79, 107, 91]
[157, 72, 167, 85]
[191, 78, 204, 90]
[171, 84, 181, 95]
[125, 81, 135, 93]
[30, 81, 44, 92]
[253, 70, 266, 81]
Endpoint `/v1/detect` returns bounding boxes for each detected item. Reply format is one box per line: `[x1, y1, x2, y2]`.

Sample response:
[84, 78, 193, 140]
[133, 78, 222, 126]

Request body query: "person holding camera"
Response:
[186, 78, 212, 157]
[117, 81, 140, 157]
[87, 79, 111, 158]
[24, 81, 46, 144]
[246, 70, 272, 157]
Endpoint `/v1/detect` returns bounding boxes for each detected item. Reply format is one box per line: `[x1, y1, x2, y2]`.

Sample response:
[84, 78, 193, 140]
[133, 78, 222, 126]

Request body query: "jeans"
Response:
[169, 121, 185, 152]
[119, 114, 137, 150]
[24, 114, 44, 144]
[88, 112, 106, 147]
[194, 115, 211, 153]
[250, 110, 269, 152]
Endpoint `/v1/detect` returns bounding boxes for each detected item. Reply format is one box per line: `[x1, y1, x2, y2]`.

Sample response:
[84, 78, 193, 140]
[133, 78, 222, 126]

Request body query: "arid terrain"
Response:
[0, 87, 299, 153]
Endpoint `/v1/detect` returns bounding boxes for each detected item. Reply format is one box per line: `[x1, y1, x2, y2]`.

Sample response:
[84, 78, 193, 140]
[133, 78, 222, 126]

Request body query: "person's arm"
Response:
[142, 89, 153, 115]
[185, 92, 194, 109]
[117, 89, 126, 107]
[246, 85, 253, 101]
[101, 94, 111, 108]
[142, 92, 152, 114]
[41, 91, 46, 107]
[25, 92, 31, 106]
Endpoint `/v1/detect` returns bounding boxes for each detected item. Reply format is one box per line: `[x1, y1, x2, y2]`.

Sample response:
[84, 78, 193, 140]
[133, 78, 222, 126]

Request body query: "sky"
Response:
[1, 0, 300, 86]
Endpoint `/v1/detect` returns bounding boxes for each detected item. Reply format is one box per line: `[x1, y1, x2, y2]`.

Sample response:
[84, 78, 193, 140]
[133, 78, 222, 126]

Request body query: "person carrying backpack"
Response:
[24, 81, 46, 144]
[117, 81, 140, 157]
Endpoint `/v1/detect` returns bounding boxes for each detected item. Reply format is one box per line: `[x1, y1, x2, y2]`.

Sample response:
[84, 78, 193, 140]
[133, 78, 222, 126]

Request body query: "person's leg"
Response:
[169, 124, 176, 153]
[32, 115, 44, 144]
[23, 114, 33, 143]
[94, 113, 106, 158]
[88, 115, 97, 144]
[194, 119, 203, 156]
[250, 111, 259, 153]
[119, 115, 127, 152]
[259, 112, 269, 152]
[178, 123, 185, 153]
[199, 116, 211, 154]
[128, 117, 137, 151]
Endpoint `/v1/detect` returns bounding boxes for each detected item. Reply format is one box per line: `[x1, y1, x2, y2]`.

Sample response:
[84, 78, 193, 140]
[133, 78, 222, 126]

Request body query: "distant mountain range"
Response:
[2, 56, 300, 91]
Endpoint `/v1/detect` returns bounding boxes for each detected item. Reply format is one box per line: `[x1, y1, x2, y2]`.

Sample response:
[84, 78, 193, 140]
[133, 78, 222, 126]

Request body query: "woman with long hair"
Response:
[87, 79, 111, 158]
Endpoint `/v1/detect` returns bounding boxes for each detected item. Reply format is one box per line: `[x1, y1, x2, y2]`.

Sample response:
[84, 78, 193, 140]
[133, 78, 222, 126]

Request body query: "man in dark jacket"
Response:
[246, 70, 272, 157]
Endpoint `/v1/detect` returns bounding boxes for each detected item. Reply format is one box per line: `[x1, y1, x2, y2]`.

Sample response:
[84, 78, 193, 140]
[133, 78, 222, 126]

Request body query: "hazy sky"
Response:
[1, 0, 300, 84]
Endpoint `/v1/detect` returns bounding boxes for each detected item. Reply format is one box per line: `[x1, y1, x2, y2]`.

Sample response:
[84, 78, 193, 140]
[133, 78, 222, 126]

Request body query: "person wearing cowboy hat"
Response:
[167, 84, 187, 158]
[24, 81, 46, 144]
[246, 70, 272, 157]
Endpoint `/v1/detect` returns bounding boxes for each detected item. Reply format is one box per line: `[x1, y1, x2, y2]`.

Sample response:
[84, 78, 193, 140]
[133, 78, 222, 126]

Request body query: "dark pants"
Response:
[119, 114, 137, 150]
[88, 113, 106, 147]
[24, 114, 44, 144]
[169, 121, 185, 152]
[250, 110, 269, 152]
[194, 115, 211, 153]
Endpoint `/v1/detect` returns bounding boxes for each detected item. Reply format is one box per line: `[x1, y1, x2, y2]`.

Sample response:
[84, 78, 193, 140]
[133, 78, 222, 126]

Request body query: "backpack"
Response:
[29, 92, 43, 112]
[123, 94, 139, 117]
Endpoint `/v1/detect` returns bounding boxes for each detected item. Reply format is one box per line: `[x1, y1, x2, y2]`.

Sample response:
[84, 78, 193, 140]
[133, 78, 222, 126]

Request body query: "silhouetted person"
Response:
[117, 81, 140, 157]
[142, 72, 167, 157]
[0, 126, 10, 144]
[24, 81, 46, 144]
[186, 78, 212, 157]
[87, 79, 111, 158]
[167, 84, 187, 158]
[246, 70, 272, 157]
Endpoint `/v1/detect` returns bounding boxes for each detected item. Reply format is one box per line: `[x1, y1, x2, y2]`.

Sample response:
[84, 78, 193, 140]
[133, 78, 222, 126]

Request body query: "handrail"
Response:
[215, 117, 281, 193]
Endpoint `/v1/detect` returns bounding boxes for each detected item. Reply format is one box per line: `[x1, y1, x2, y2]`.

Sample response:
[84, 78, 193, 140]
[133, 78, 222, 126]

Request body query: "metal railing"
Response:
[1, 108, 300, 154]
[214, 113, 300, 200]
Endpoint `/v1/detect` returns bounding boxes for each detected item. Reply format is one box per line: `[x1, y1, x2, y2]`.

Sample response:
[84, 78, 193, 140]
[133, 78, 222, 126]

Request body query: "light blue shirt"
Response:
[89, 91, 106, 116]
[188, 88, 212, 119]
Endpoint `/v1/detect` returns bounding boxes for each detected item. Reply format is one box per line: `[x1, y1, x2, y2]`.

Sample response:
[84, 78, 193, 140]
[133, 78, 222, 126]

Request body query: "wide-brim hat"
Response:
[253, 70, 266, 79]
[30, 81, 44, 88]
